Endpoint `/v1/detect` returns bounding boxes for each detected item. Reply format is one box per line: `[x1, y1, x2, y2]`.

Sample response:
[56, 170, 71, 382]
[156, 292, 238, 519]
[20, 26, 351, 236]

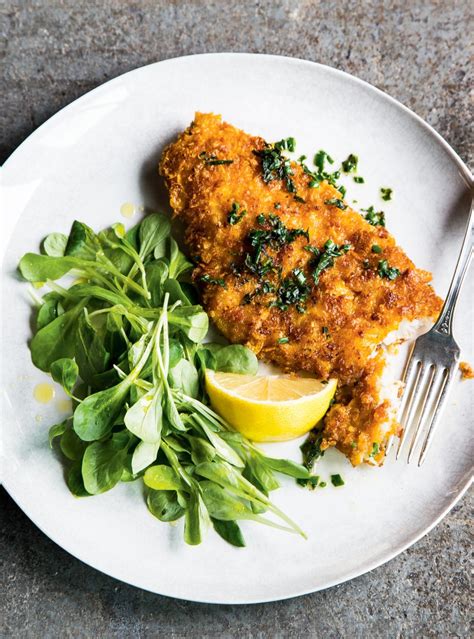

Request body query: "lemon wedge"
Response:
[205, 371, 337, 442]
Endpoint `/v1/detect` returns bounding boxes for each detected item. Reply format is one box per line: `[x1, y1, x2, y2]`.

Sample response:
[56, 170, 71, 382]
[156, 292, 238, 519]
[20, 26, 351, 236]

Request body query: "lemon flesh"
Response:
[205, 371, 337, 442]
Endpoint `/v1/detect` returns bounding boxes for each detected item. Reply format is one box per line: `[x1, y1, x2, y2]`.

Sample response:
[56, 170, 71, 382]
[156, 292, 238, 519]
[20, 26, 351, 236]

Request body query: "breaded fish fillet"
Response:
[159, 113, 442, 465]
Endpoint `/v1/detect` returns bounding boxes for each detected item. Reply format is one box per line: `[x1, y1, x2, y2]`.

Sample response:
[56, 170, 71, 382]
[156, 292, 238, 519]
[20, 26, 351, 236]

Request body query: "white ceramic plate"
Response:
[1, 54, 473, 604]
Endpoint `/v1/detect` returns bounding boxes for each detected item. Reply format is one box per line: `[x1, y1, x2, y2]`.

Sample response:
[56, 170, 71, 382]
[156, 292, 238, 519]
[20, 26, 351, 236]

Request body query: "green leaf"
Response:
[66, 462, 90, 497]
[81, 431, 130, 494]
[50, 358, 78, 395]
[214, 345, 258, 374]
[60, 425, 87, 461]
[200, 480, 256, 521]
[48, 420, 67, 447]
[212, 518, 246, 547]
[138, 213, 171, 259]
[124, 389, 163, 443]
[168, 306, 209, 343]
[143, 464, 184, 491]
[168, 359, 199, 398]
[65, 220, 100, 260]
[73, 377, 131, 441]
[188, 435, 216, 464]
[163, 278, 192, 305]
[168, 339, 185, 368]
[168, 238, 192, 279]
[147, 489, 185, 522]
[43, 232, 68, 257]
[195, 416, 244, 468]
[243, 457, 280, 494]
[30, 300, 87, 372]
[262, 456, 310, 479]
[19, 253, 78, 282]
[75, 311, 111, 385]
[131, 440, 160, 474]
[184, 492, 208, 545]
[37, 292, 62, 330]
[146, 260, 169, 307]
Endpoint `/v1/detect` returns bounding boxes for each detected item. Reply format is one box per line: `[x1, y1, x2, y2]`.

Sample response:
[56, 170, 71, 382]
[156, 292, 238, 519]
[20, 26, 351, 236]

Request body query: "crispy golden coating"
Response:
[160, 113, 442, 465]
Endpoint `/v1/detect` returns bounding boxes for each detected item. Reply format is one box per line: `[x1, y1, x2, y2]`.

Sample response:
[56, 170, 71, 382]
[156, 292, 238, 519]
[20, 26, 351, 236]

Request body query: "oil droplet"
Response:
[57, 398, 72, 413]
[33, 383, 56, 404]
[35, 414, 43, 423]
[120, 202, 136, 219]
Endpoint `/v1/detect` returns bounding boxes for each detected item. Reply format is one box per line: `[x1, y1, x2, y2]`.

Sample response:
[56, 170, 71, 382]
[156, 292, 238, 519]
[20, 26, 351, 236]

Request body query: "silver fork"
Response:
[394, 201, 473, 466]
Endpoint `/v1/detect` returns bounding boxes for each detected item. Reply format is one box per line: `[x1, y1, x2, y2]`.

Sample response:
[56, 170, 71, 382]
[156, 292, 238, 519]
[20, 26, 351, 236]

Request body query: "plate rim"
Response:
[1, 52, 473, 604]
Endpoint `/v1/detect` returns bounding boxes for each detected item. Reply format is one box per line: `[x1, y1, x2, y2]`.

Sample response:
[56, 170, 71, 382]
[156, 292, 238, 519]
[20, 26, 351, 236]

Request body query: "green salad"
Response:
[19, 214, 310, 547]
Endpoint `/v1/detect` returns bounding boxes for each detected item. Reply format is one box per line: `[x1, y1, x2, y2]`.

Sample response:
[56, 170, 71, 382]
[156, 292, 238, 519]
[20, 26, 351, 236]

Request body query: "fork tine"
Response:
[396, 354, 419, 422]
[396, 360, 423, 459]
[418, 369, 452, 466]
[406, 364, 437, 463]
[401, 341, 416, 382]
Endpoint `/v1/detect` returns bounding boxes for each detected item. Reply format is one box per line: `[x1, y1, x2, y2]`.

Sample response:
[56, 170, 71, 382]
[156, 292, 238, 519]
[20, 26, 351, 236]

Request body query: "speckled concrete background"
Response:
[1, 1, 472, 637]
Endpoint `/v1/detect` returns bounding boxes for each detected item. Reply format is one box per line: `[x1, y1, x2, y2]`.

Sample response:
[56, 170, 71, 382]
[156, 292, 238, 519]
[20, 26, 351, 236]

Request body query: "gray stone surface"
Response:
[0, 0, 472, 637]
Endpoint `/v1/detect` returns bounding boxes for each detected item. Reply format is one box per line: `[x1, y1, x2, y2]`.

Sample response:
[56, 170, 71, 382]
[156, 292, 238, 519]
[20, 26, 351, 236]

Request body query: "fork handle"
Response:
[433, 200, 473, 335]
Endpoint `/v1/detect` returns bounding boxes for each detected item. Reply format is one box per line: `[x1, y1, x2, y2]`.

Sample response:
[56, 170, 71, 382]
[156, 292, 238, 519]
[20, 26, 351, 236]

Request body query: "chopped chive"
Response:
[353, 176, 365, 184]
[341, 153, 358, 173]
[278, 337, 289, 344]
[324, 198, 347, 210]
[319, 481, 327, 488]
[378, 259, 400, 280]
[370, 442, 380, 457]
[287, 137, 296, 152]
[294, 195, 305, 203]
[330, 474, 345, 487]
[371, 244, 382, 254]
[200, 274, 226, 287]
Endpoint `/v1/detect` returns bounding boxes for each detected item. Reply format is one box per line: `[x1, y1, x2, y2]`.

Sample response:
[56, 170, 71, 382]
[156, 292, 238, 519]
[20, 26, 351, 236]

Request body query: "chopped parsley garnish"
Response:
[277, 336, 289, 344]
[325, 198, 347, 210]
[370, 442, 380, 457]
[294, 195, 305, 203]
[380, 187, 393, 201]
[199, 151, 233, 166]
[371, 244, 383, 254]
[298, 432, 325, 486]
[378, 259, 400, 280]
[319, 481, 327, 488]
[310, 239, 352, 285]
[200, 274, 226, 287]
[363, 206, 386, 227]
[273, 268, 310, 313]
[227, 202, 247, 225]
[275, 137, 296, 152]
[241, 280, 275, 305]
[253, 144, 296, 193]
[314, 150, 334, 172]
[241, 214, 309, 281]
[299, 152, 341, 191]
[341, 153, 358, 173]
[353, 176, 365, 184]
[330, 474, 345, 487]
